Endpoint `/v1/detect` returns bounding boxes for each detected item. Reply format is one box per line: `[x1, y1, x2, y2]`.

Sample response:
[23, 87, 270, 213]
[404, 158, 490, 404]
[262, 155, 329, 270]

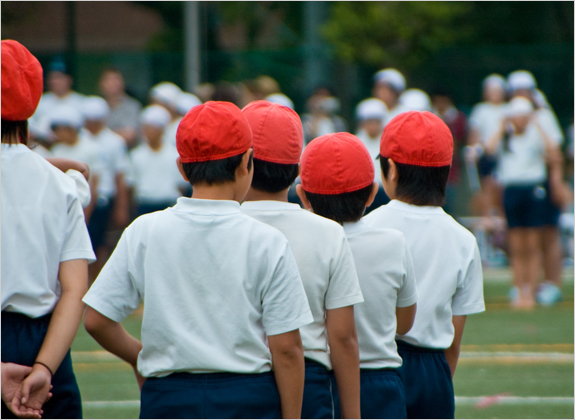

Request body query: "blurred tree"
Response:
[135, 1, 184, 51]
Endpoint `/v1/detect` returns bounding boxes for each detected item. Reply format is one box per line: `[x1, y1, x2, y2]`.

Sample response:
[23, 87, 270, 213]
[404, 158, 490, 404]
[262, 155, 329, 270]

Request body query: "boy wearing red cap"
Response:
[297, 132, 418, 419]
[1, 40, 96, 418]
[364, 111, 485, 419]
[240, 101, 364, 419]
[82, 101, 313, 419]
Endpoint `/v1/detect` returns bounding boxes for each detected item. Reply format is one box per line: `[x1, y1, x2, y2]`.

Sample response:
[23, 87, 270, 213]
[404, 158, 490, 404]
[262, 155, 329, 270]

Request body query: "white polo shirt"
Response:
[241, 201, 364, 369]
[82, 127, 129, 198]
[83, 198, 313, 377]
[127, 143, 185, 204]
[468, 102, 507, 144]
[364, 200, 484, 349]
[343, 220, 417, 368]
[51, 135, 102, 182]
[384, 104, 409, 127]
[1, 144, 96, 318]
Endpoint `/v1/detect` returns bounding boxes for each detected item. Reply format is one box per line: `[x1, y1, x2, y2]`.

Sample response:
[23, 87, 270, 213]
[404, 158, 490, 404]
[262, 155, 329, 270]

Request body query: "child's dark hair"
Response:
[251, 158, 299, 193]
[303, 184, 374, 224]
[1, 119, 28, 145]
[182, 150, 252, 186]
[380, 157, 449, 206]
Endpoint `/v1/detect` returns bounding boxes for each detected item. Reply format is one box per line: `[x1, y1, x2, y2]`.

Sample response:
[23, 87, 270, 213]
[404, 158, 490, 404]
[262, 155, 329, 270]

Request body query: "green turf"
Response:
[71, 270, 574, 419]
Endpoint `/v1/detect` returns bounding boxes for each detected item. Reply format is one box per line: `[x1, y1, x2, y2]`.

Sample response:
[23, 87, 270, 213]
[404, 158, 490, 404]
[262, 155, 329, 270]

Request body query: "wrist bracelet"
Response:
[34, 361, 54, 378]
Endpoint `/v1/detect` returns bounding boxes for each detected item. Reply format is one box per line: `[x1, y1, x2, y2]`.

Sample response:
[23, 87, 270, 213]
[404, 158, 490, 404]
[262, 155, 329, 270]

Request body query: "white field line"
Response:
[82, 397, 574, 409]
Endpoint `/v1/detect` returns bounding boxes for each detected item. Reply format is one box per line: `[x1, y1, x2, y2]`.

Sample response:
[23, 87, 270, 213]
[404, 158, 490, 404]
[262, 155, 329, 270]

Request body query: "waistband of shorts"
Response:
[149, 370, 275, 385]
[360, 367, 399, 377]
[304, 358, 330, 373]
[396, 340, 445, 354]
[1, 311, 52, 326]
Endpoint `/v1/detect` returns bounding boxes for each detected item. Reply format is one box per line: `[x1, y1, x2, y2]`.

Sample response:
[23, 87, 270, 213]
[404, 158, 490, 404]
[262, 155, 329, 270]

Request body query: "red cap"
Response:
[1, 40, 43, 121]
[176, 101, 253, 163]
[242, 101, 303, 164]
[380, 111, 453, 167]
[301, 132, 374, 194]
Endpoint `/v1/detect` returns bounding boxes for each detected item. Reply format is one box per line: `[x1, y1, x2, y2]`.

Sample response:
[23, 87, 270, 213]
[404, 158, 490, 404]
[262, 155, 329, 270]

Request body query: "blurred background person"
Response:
[127, 105, 186, 217]
[99, 67, 142, 149]
[302, 91, 347, 144]
[431, 86, 468, 215]
[149, 81, 183, 147]
[372, 68, 408, 125]
[399, 88, 432, 112]
[507, 70, 568, 305]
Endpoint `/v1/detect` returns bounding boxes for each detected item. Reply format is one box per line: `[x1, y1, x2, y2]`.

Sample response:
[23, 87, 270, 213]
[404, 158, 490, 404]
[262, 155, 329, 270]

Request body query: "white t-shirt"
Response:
[127, 143, 185, 204]
[82, 128, 129, 198]
[83, 198, 313, 377]
[384, 104, 409, 127]
[468, 102, 507, 144]
[355, 129, 383, 184]
[50, 135, 102, 183]
[241, 201, 364, 369]
[32, 91, 86, 125]
[162, 118, 181, 147]
[537, 108, 564, 146]
[496, 123, 547, 186]
[364, 200, 484, 349]
[1, 144, 96, 318]
[343, 220, 417, 369]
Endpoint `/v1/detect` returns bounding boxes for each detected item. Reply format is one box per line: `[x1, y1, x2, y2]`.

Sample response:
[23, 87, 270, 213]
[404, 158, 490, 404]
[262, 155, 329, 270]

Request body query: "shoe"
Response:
[536, 282, 562, 306]
[509, 286, 519, 302]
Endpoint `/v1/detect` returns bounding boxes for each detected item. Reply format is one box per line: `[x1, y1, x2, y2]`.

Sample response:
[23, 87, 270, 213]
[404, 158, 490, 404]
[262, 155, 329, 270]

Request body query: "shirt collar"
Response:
[171, 197, 241, 215]
[343, 218, 368, 235]
[1, 143, 31, 156]
[241, 200, 303, 212]
[385, 199, 447, 215]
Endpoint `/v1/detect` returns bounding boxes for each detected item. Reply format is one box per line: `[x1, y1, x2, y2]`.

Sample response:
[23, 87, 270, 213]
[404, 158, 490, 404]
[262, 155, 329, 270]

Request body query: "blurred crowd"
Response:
[27, 61, 574, 304]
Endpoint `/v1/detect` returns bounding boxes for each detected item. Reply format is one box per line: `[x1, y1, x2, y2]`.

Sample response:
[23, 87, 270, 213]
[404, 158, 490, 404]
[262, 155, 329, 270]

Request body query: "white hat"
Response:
[140, 105, 172, 128]
[506, 96, 533, 117]
[507, 70, 537, 92]
[399, 88, 431, 112]
[177, 92, 202, 115]
[482, 74, 507, 91]
[48, 104, 84, 129]
[265, 93, 294, 109]
[356, 98, 388, 121]
[374, 68, 406, 93]
[150, 82, 182, 108]
[82, 96, 109, 120]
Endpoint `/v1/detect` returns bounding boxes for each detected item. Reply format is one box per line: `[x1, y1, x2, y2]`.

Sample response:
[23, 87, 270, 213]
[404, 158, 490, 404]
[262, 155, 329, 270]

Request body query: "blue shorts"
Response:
[87, 196, 114, 249]
[396, 340, 454, 419]
[139, 371, 281, 419]
[503, 184, 547, 228]
[331, 368, 406, 419]
[540, 180, 561, 227]
[477, 154, 497, 178]
[1, 312, 82, 419]
[302, 359, 334, 419]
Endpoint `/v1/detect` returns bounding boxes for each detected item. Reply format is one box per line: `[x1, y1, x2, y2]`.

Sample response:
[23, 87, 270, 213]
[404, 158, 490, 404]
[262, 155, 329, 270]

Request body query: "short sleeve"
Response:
[397, 239, 418, 308]
[261, 239, 314, 336]
[82, 230, 141, 322]
[325, 233, 364, 310]
[538, 110, 564, 145]
[452, 241, 485, 316]
[60, 190, 96, 263]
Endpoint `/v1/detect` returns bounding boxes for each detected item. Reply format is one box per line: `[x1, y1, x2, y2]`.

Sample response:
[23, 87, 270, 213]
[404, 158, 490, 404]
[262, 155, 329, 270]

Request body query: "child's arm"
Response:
[268, 329, 305, 420]
[444, 315, 467, 377]
[84, 307, 144, 388]
[112, 173, 130, 229]
[45, 157, 90, 181]
[396, 303, 417, 335]
[484, 119, 507, 155]
[326, 306, 360, 419]
[17, 259, 88, 411]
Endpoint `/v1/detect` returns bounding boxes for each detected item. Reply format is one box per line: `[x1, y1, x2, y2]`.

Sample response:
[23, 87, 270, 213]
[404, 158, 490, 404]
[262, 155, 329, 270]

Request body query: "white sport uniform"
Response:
[365, 200, 485, 349]
[162, 117, 182, 147]
[385, 104, 409, 127]
[127, 142, 185, 205]
[342, 220, 418, 368]
[1, 144, 96, 318]
[496, 123, 548, 187]
[241, 201, 364, 369]
[355, 130, 384, 185]
[51, 135, 102, 182]
[30, 91, 86, 131]
[82, 127, 129, 200]
[468, 102, 507, 144]
[537, 108, 564, 146]
[83, 198, 314, 377]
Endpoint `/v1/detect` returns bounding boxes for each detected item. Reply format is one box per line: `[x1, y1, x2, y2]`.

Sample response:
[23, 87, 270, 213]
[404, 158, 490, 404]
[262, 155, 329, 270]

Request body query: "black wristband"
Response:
[34, 361, 54, 378]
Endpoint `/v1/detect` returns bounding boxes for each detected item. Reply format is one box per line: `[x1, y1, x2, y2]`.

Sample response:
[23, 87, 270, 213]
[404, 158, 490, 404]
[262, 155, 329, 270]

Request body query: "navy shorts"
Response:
[331, 368, 406, 419]
[477, 154, 497, 178]
[87, 196, 114, 249]
[139, 371, 281, 419]
[396, 340, 454, 419]
[302, 359, 334, 419]
[503, 184, 548, 228]
[136, 200, 176, 217]
[540, 180, 561, 227]
[1, 312, 82, 419]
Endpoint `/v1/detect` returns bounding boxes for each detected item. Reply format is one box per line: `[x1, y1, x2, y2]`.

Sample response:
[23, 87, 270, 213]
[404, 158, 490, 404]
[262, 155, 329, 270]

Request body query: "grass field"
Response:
[71, 268, 574, 419]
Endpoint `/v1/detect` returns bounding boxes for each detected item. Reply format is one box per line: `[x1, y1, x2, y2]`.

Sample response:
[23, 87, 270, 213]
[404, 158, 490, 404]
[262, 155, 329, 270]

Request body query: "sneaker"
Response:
[536, 282, 562, 306]
[509, 286, 519, 302]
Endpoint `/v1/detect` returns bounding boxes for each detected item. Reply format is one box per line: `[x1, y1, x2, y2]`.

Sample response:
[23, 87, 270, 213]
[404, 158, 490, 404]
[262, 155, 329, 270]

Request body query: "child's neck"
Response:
[191, 183, 243, 203]
[243, 187, 289, 203]
[148, 140, 163, 151]
[395, 196, 438, 207]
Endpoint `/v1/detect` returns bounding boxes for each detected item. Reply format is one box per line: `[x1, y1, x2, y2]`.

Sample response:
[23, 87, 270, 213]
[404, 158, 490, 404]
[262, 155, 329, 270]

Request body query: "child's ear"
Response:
[388, 158, 398, 181]
[176, 157, 189, 182]
[365, 182, 379, 208]
[238, 148, 254, 176]
[296, 184, 312, 210]
[297, 164, 301, 177]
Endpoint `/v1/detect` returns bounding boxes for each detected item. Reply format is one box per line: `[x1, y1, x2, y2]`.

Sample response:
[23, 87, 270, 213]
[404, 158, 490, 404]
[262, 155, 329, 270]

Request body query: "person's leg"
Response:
[508, 228, 541, 308]
[537, 226, 563, 305]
